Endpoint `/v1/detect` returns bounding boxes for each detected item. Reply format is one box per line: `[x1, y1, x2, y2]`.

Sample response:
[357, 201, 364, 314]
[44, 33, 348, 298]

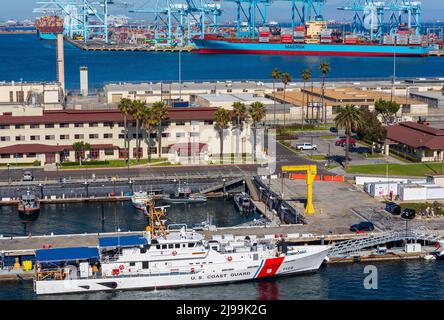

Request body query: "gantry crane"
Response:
[281, 165, 317, 215]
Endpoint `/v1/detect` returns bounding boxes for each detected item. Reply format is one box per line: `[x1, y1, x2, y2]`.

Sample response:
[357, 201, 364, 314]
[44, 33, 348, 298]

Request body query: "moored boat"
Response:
[162, 184, 207, 204]
[234, 192, 256, 214]
[131, 191, 150, 210]
[17, 191, 40, 215]
[33, 200, 330, 295]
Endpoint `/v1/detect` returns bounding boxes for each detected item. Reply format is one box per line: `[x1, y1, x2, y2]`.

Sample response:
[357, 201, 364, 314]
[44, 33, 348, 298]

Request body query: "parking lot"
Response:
[290, 134, 396, 167]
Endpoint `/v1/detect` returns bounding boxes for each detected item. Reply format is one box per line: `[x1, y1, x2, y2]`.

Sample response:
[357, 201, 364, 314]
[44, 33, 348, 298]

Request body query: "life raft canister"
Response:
[172, 250, 177, 256]
[227, 256, 233, 262]
[119, 264, 124, 270]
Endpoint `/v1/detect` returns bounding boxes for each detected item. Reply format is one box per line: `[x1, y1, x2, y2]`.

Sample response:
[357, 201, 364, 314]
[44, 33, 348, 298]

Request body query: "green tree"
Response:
[249, 102, 266, 162]
[118, 98, 133, 164]
[319, 62, 330, 124]
[72, 141, 91, 166]
[356, 109, 387, 154]
[281, 72, 292, 128]
[301, 69, 312, 127]
[131, 100, 146, 162]
[232, 102, 247, 161]
[271, 68, 281, 126]
[141, 106, 158, 163]
[214, 107, 231, 164]
[152, 101, 169, 159]
[334, 105, 363, 168]
[374, 98, 400, 124]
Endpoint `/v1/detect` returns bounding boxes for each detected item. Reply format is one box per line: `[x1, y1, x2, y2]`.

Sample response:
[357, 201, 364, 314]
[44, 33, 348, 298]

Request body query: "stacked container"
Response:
[293, 26, 305, 43]
[344, 34, 359, 44]
[259, 31, 270, 43]
[383, 35, 395, 45]
[320, 29, 333, 43]
[409, 34, 421, 45]
[281, 34, 293, 43]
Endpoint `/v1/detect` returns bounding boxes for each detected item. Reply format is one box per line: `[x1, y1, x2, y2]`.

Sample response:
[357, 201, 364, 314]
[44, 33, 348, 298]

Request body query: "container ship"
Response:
[35, 16, 64, 40]
[193, 21, 430, 57]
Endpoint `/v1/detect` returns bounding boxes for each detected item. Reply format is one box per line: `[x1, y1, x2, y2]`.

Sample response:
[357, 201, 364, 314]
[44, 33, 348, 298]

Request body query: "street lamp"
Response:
[6, 163, 10, 184]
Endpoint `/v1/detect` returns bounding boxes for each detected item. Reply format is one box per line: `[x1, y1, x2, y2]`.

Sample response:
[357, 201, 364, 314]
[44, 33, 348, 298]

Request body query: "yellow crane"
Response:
[281, 165, 317, 215]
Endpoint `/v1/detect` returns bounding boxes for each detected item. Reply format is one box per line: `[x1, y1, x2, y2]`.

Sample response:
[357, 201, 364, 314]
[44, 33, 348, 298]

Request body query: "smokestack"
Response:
[80, 66, 89, 97]
[56, 33, 65, 93]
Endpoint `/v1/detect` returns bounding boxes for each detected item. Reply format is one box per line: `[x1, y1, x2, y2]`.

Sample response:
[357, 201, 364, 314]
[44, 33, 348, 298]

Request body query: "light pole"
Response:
[6, 163, 10, 185]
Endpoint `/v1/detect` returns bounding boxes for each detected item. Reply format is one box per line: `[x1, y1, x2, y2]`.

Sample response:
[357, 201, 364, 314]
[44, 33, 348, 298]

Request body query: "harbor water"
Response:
[1, 34, 444, 89]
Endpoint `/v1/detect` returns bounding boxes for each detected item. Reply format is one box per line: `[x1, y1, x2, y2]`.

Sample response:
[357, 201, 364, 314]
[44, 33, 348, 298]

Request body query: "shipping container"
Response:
[399, 185, 427, 201]
[426, 186, 444, 200]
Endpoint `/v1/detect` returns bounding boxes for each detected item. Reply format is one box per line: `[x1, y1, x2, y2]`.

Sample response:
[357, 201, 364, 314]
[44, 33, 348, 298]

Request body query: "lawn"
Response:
[306, 155, 328, 161]
[60, 158, 167, 169]
[346, 162, 443, 176]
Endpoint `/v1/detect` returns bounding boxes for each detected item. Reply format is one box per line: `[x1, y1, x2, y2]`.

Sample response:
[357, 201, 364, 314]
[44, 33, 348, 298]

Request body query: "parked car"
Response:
[335, 138, 357, 147]
[295, 143, 317, 151]
[22, 171, 34, 182]
[329, 127, 338, 133]
[401, 208, 416, 220]
[385, 202, 401, 215]
[350, 221, 375, 232]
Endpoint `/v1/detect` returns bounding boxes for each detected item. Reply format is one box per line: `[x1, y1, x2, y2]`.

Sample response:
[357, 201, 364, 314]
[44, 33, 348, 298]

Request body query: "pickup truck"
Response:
[295, 143, 317, 151]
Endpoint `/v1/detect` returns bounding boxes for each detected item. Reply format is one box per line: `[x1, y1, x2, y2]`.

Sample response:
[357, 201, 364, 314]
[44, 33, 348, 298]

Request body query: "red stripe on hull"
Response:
[256, 257, 285, 278]
[196, 49, 427, 57]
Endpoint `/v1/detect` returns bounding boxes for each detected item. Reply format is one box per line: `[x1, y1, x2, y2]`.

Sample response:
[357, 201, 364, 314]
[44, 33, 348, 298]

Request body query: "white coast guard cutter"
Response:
[33, 200, 330, 295]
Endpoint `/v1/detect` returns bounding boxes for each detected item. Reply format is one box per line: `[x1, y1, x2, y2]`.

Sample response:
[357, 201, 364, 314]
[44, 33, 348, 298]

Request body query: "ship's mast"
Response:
[145, 198, 168, 239]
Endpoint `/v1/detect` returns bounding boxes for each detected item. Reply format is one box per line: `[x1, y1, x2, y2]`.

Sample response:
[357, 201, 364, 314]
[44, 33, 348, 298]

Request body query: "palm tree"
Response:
[131, 100, 146, 162]
[214, 108, 231, 164]
[301, 69, 312, 127]
[320, 62, 330, 124]
[118, 98, 133, 163]
[152, 101, 169, 159]
[249, 102, 266, 162]
[232, 102, 247, 161]
[72, 141, 90, 166]
[334, 105, 363, 169]
[271, 68, 281, 126]
[281, 72, 292, 128]
[141, 106, 157, 163]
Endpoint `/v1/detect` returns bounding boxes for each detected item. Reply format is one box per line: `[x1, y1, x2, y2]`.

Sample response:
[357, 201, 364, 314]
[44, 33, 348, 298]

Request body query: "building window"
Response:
[118, 122, 124, 127]
[103, 122, 113, 128]
[118, 134, 125, 139]
[161, 133, 170, 138]
[59, 123, 69, 128]
[30, 124, 39, 129]
[103, 133, 113, 139]
[30, 135, 40, 141]
[74, 123, 84, 128]
[175, 121, 185, 126]
[45, 123, 54, 128]
[60, 134, 69, 140]
[45, 135, 55, 140]
[0, 154, 10, 159]
[15, 153, 23, 158]
[15, 124, 24, 129]
[161, 147, 169, 154]
[119, 149, 128, 159]
[15, 135, 25, 141]
[133, 148, 143, 158]
[89, 122, 99, 127]
[149, 133, 157, 138]
[9, 91, 13, 102]
[149, 147, 157, 154]
[145, 90, 153, 94]
[16, 91, 24, 103]
[90, 150, 99, 160]
[74, 134, 84, 140]
[27, 153, 36, 158]
[204, 120, 213, 125]
[0, 136, 10, 142]
[0, 125, 9, 130]
[89, 134, 99, 139]
[104, 149, 114, 156]
[176, 132, 185, 138]
[190, 132, 199, 137]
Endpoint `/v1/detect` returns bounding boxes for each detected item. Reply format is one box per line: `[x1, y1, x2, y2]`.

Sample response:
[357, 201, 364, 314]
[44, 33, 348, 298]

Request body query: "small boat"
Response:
[162, 184, 207, 204]
[17, 191, 40, 215]
[130, 191, 150, 211]
[192, 213, 216, 231]
[234, 192, 256, 214]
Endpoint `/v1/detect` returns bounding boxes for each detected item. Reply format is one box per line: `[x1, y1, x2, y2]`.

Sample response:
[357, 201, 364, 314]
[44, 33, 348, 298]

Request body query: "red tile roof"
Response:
[0, 144, 115, 154]
[0, 108, 218, 125]
[386, 122, 444, 150]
